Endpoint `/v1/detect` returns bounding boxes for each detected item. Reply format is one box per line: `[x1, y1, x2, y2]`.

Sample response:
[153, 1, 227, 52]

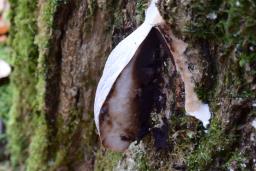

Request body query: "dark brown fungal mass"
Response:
[99, 27, 176, 151]
[135, 27, 175, 149]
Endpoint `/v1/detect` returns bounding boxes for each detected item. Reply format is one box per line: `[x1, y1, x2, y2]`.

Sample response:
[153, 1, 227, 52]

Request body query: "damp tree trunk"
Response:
[8, 0, 255, 171]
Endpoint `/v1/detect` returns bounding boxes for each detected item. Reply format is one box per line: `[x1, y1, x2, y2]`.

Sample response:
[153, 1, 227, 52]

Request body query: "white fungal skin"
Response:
[164, 32, 211, 127]
[252, 119, 256, 129]
[94, 0, 163, 133]
[94, 0, 164, 151]
[0, 59, 11, 79]
[94, 0, 212, 152]
[99, 55, 140, 152]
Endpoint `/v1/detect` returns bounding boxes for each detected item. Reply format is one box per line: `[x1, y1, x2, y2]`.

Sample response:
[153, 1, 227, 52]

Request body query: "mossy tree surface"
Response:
[160, 0, 256, 170]
[8, 0, 40, 168]
[5, 0, 256, 170]
[8, 0, 124, 170]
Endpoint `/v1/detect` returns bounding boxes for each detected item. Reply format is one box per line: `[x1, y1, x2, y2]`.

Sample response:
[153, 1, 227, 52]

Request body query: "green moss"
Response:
[183, 0, 225, 40]
[239, 53, 256, 67]
[35, 0, 58, 103]
[185, 0, 255, 141]
[135, 0, 148, 25]
[0, 45, 11, 63]
[25, 0, 59, 170]
[94, 150, 122, 171]
[187, 118, 236, 170]
[26, 115, 49, 171]
[53, 148, 68, 170]
[224, 151, 247, 170]
[28, 0, 98, 169]
[194, 86, 210, 103]
[41, 1, 63, 28]
[50, 118, 77, 169]
[47, 108, 96, 170]
[135, 151, 152, 171]
[7, 100, 31, 167]
[7, 0, 39, 166]
[82, 112, 98, 156]
[0, 46, 12, 166]
[133, 113, 204, 170]
[0, 46, 12, 122]
[224, 0, 256, 68]
[184, 0, 256, 53]
[56, 109, 81, 143]
[7, 0, 60, 169]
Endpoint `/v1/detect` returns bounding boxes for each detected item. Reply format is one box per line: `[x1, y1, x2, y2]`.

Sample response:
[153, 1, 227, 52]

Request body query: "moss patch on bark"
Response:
[7, 0, 39, 167]
[168, 0, 256, 170]
[7, 0, 60, 170]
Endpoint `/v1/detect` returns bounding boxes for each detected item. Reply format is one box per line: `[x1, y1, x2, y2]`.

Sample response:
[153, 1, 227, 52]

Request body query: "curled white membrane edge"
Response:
[94, 0, 211, 135]
[168, 36, 211, 127]
[0, 59, 11, 79]
[187, 104, 211, 127]
[94, 0, 164, 133]
[252, 119, 256, 129]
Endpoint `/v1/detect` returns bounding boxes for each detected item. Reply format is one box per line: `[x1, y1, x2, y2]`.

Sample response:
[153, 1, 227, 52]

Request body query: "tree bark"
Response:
[7, 0, 256, 171]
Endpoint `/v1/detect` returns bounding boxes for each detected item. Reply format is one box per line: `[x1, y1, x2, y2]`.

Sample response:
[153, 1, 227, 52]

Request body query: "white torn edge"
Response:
[94, 0, 164, 133]
[94, 0, 212, 133]
[252, 101, 256, 107]
[167, 34, 211, 128]
[0, 59, 11, 79]
[252, 119, 256, 129]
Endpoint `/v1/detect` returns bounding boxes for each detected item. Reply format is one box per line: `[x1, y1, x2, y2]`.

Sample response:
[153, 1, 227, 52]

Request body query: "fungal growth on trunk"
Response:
[94, 0, 211, 152]
[155, 25, 211, 127]
[0, 59, 11, 79]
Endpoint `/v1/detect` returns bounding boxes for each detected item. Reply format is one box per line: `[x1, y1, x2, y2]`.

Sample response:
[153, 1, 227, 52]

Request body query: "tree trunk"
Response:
[7, 0, 256, 171]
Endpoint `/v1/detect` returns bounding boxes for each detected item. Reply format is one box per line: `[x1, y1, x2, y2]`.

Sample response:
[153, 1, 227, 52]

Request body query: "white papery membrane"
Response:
[94, 0, 211, 150]
[94, 0, 164, 133]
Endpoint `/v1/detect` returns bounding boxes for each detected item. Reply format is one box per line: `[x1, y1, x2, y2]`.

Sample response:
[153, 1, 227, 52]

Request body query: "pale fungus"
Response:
[94, 0, 211, 152]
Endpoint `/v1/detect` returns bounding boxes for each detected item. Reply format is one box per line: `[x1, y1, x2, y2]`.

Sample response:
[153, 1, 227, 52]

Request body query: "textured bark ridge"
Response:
[6, 0, 256, 170]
